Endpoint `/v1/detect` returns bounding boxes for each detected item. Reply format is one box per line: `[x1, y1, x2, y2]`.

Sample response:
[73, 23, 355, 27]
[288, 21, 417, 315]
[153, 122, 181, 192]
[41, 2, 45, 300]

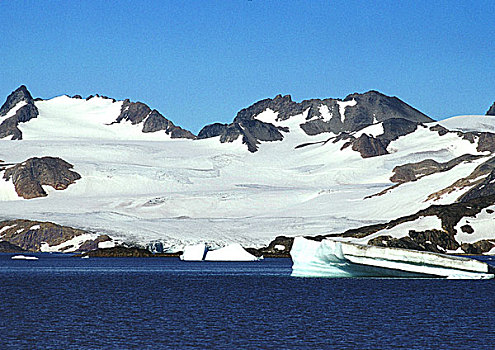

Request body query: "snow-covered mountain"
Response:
[0, 85, 494, 254]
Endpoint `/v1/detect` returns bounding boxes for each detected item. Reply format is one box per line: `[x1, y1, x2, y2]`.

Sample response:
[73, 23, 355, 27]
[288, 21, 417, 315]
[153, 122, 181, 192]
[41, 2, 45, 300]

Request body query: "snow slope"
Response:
[18, 96, 173, 141]
[0, 94, 494, 251]
[437, 115, 495, 133]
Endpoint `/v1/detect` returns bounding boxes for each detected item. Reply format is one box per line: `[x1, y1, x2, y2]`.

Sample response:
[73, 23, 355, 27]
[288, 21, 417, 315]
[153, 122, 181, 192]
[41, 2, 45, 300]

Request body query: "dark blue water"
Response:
[1, 254, 494, 349]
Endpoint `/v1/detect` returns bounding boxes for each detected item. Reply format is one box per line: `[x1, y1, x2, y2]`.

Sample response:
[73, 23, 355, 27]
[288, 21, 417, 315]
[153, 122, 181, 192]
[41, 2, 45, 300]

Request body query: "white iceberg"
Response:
[204, 243, 261, 261]
[180, 243, 208, 261]
[11, 255, 39, 260]
[291, 237, 494, 279]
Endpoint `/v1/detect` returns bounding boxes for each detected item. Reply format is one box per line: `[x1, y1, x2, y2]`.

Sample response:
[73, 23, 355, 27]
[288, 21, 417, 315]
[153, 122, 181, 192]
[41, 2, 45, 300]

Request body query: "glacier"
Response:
[290, 237, 494, 279]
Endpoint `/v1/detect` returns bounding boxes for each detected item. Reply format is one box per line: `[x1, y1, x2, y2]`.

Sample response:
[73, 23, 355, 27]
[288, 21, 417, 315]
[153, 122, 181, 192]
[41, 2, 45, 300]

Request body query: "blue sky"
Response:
[1, 0, 493, 133]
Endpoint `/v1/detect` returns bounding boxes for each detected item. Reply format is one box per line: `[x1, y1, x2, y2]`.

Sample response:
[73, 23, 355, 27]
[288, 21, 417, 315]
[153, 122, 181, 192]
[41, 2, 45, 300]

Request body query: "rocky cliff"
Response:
[1, 157, 81, 199]
[0, 219, 109, 252]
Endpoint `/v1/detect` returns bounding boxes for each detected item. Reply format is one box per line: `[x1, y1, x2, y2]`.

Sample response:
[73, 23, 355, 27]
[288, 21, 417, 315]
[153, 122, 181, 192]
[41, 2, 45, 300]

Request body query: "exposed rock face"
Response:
[349, 118, 419, 158]
[2, 157, 81, 199]
[116, 99, 196, 139]
[198, 117, 285, 152]
[0, 85, 34, 116]
[368, 229, 460, 254]
[342, 91, 432, 129]
[477, 132, 495, 153]
[429, 122, 495, 154]
[391, 154, 484, 184]
[83, 246, 154, 257]
[198, 91, 431, 152]
[351, 134, 389, 158]
[459, 169, 495, 202]
[332, 193, 495, 254]
[461, 240, 495, 254]
[0, 219, 88, 251]
[0, 85, 39, 140]
[78, 235, 112, 251]
[0, 241, 26, 253]
[246, 236, 294, 257]
[427, 156, 495, 202]
[486, 102, 495, 116]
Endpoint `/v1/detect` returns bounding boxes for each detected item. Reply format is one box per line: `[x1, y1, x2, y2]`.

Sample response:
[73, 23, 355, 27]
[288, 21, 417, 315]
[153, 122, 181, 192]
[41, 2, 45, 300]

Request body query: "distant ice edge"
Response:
[290, 237, 494, 279]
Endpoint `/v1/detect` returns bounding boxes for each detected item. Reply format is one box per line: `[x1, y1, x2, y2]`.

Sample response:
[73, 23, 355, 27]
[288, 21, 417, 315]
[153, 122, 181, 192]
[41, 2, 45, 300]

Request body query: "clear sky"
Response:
[1, 0, 493, 133]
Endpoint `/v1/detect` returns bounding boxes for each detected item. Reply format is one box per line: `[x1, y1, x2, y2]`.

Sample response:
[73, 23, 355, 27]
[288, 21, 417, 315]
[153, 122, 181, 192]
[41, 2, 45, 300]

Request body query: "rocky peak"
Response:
[0, 85, 39, 140]
[115, 99, 196, 139]
[199, 90, 430, 153]
[342, 90, 433, 126]
[0, 85, 34, 117]
[487, 102, 495, 116]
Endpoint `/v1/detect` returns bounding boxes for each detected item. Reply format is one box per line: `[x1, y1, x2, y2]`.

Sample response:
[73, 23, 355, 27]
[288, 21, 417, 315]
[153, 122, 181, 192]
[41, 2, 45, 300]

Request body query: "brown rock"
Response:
[3, 157, 81, 199]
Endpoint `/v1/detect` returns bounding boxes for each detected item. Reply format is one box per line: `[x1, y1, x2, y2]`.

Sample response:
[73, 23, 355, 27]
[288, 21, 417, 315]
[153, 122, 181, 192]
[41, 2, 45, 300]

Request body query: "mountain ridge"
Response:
[0, 85, 494, 255]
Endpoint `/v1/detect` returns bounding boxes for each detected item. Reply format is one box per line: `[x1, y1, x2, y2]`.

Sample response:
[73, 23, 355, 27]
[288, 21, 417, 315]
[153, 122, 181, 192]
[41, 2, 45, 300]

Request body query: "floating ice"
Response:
[204, 243, 261, 261]
[290, 237, 494, 279]
[180, 243, 208, 261]
[11, 255, 39, 260]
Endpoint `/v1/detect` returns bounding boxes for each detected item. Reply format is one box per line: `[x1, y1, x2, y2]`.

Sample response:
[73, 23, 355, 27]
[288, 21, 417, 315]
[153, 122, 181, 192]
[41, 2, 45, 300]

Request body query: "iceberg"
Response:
[179, 243, 207, 261]
[11, 255, 39, 260]
[291, 237, 494, 279]
[204, 243, 261, 261]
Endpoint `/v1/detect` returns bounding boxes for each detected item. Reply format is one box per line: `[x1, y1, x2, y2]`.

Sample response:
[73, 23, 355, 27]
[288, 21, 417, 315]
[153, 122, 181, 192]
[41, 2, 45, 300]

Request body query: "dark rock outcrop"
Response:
[116, 99, 195, 139]
[343, 194, 495, 240]
[426, 156, 495, 202]
[429, 122, 495, 154]
[477, 132, 495, 153]
[486, 102, 495, 116]
[78, 235, 112, 251]
[324, 192, 495, 254]
[391, 154, 484, 184]
[0, 85, 34, 117]
[368, 229, 460, 253]
[0, 219, 88, 252]
[459, 169, 495, 202]
[461, 240, 495, 254]
[82, 246, 155, 257]
[342, 91, 432, 130]
[351, 134, 389, 158]
[198, 91, 431, 152]
[349, 118, 420, 158]
[0, 241, 27, 253]
[246, 236, 294, 258]
[2, 157, 81, 199]
[0, 85, 39, 140]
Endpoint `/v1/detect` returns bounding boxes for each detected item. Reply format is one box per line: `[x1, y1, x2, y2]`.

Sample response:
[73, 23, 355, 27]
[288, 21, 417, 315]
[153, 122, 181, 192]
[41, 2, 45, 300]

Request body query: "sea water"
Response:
[0, 254, 494, 349]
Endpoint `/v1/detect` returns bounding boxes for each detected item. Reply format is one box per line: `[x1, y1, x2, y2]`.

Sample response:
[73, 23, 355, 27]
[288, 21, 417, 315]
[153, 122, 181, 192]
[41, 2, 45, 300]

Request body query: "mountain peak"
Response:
[0, 85, 34, 117]
[487, 102, 495, 116]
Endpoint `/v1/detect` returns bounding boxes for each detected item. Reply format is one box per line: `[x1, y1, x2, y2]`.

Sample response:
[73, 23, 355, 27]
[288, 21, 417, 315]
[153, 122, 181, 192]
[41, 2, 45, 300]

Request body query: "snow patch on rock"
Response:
[337, 99, 356, 122]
